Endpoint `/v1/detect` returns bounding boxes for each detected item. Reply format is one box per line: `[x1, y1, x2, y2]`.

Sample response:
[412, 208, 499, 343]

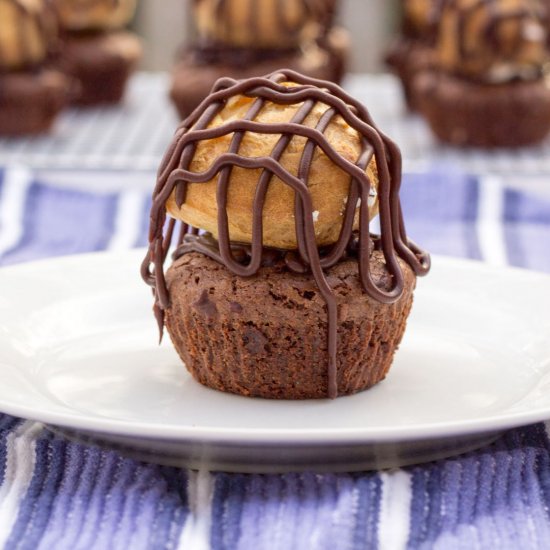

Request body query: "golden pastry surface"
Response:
[166, 83, 380, 250]
[0, 0, 57, 69]
[53, 0, 136, 31]
[437, 0, 548, 81]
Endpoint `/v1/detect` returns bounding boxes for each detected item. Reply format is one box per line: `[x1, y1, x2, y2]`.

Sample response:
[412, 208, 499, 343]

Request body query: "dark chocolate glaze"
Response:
[142, 69, 430, 399]
[0, 0, 57, 70]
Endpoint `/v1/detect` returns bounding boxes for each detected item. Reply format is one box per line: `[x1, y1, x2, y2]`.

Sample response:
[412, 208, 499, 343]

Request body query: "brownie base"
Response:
[170, 42, 346, 120]
[0, 69, 70, 136]
[414, 71, 550, 147]
[59, 30, 141, 106]
[164, 251, 416, 400]
[385, 38, 435, 111]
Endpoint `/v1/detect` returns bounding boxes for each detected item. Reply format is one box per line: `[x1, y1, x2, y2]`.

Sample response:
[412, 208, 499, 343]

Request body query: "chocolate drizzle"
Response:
[142, 69, 430, 399]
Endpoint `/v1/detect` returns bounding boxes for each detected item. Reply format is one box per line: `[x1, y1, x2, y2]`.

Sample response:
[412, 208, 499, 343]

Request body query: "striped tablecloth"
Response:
[1, 165, 550, 550]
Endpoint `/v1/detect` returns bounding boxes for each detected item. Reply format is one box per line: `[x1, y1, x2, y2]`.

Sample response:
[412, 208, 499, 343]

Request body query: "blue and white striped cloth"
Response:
[1, 165, 550, 549]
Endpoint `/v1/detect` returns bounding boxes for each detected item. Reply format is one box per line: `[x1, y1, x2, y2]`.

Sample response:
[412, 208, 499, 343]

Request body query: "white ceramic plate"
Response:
[1, 250, 549, 472]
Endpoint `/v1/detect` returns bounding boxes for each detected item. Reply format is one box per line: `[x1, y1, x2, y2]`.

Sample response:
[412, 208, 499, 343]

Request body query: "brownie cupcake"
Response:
[386, 0, 438, 110]
[414, 0, 550, 147]
[53, 0, 142, 105]
[170, 0, 349, 120]
[0, 0, 70, 135]
[143, 70, 430, 400]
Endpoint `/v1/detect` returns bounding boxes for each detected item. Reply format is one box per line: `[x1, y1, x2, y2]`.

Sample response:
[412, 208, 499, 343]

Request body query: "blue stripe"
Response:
[463, 179, 482, 261]
[136, 195, 152, 248]
[405, 425, 550, 549]
[0, 181, 118, 266]
[504, 189, 550, 272]
[505, 189, 527, 268]
[148, 468, 189, 549]
[7, 433, 67, 549]
[401, 171, 479, 222]
[210, 472, 383, 550]
[530, 425, 550, 530]
[6, 431, 190, 550]
[38, 441, 105, 550]
[352, 474, 382, 550]
[211, 473, 247, 550]
[0, 167, 5, 195]
[504, 189, 550, 224]
[0, 415, 22, 487]
[407, 462, 444, 548]
[401, 172, 482, 259]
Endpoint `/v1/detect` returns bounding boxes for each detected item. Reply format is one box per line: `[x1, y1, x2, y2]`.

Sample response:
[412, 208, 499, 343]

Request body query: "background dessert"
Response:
[413, 0, 550, 147]
[170, 0, 350, 119]
[143, 70, 430, 400]
[0, 0, 70, 135]
[54, 0, 138, 30]
[53, 0, 142, 105]
[193, 0, 335, 49]
[386, 0, 438, 110]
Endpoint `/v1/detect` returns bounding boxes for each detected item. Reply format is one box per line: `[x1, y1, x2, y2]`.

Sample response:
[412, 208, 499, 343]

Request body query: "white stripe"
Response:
[177, 469, 215, 550]
[477, 175, 508, 267]
[0, 165, 33, 258]
[378, 470, 413, 550]
[0, 422, 43, 546]
[107, 190, 146, 251]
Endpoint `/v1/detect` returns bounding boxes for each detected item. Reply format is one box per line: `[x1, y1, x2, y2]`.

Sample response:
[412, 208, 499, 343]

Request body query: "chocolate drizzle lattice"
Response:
[142, 69, 430, 398]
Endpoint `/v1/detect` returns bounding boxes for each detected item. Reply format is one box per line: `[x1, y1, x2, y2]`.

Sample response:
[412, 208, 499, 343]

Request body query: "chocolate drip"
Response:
[142, 69, 430, 399]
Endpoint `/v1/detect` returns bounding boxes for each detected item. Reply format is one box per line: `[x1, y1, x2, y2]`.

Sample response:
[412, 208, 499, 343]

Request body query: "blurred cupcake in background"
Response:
[540, 0, 550, 47]
[0, 0, 71, 135]
[414, 0, 550, 147]
[53, 0, 142, 105]
[386, 0, 439, 110]
[170, 0, 350, 120]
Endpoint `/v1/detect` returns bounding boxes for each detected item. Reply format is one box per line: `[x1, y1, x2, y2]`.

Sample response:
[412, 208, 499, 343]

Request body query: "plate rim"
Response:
[1, 249, 550, 445]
